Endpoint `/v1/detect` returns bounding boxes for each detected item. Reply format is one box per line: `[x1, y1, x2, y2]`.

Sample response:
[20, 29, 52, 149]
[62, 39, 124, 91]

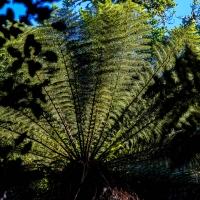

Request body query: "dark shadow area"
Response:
[0, 0, 61, 48]
[143, 46, 200, 170]
[0, 1, 61, 198]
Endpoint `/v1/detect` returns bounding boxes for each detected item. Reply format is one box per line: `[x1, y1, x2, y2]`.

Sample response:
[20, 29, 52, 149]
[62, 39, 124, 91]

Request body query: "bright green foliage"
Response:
[133, 0, 176, 43]
[0, 0, 153, 165]
[1, 0, 200, 198]
[87, 0, 177, 45]
[133, 0, 176, 15]
[93, 0, 176, 16]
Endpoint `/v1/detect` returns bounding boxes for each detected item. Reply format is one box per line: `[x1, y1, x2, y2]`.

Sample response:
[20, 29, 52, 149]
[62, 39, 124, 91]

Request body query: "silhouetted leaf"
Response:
[0, 15, 6, 26]
[7, 46, 22, 58]
[0, 28, 10, 39]
[9, 26, 23, 38]
[30, 101, 43, 119]
[0, 0, 9, 9]
[6, 8, 14, 22]
[15, 132, 27, 147]
[36, 7, 51, 21]
[42, 51, 58, 62]
[21, 142, 32, 155]
[33, 42, 42, 56]
[19, 16, 30, 25]
[0, 37, 6, 47]
[31, 85, 46, 102]
[24, 34, 34, 58]
[13, 0, 58, 24]
[24, 34, 41, 58]
[51, 21, 66, 31]
[27, 60, 42, 77]
[10, 58, 24, 72]
[0, 84, 29, 108]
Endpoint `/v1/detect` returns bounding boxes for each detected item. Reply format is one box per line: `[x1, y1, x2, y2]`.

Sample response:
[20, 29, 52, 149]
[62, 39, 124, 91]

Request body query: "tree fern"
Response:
[1, 0, 200, 199]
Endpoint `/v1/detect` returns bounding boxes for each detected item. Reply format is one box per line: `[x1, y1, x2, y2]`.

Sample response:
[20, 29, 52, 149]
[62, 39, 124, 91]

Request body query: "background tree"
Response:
[87, 0, 176, 44]
[181, 0, 200, 26]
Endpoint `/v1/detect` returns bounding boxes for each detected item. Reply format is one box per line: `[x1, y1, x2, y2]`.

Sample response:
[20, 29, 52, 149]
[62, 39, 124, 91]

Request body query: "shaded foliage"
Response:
[0, 0, 60, 198]
[0, 143, 45, 198]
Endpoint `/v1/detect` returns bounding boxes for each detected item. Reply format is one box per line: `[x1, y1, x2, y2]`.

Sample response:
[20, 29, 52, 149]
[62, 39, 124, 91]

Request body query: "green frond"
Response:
[1, 2, 200, 196]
